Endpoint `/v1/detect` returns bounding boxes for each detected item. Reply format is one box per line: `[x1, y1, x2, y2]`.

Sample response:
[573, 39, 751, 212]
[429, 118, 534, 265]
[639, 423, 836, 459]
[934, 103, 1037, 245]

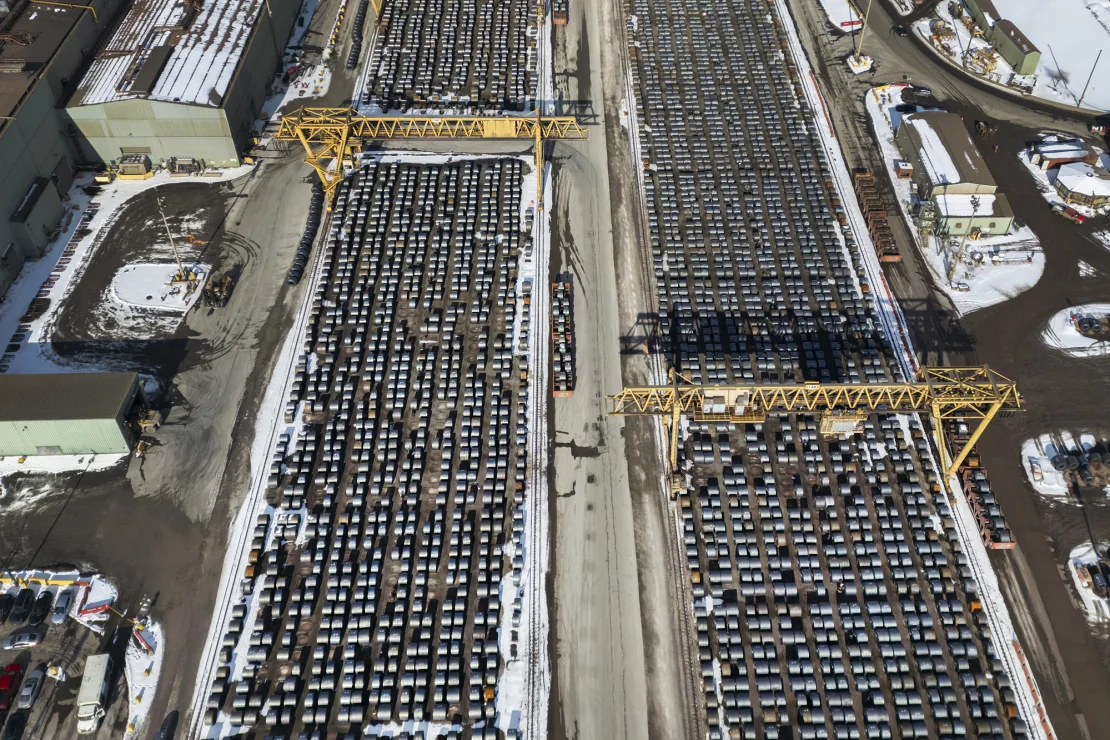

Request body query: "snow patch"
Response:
[815, 0, 863, 31]
[1041, 304, 1110, 357]
[124, 619, 164, 739]
[111, 263, 208, 313]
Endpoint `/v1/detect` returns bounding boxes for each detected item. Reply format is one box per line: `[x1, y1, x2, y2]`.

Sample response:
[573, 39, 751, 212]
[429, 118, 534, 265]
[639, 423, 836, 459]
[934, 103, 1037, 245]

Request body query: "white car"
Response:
[51, 590, 72, 625]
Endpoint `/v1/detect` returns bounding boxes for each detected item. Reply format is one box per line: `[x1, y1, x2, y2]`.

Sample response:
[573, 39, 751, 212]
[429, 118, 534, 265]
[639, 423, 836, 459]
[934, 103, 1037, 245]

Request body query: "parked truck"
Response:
[1052, 203, 1086, 224]
[76, 654, 112, 734]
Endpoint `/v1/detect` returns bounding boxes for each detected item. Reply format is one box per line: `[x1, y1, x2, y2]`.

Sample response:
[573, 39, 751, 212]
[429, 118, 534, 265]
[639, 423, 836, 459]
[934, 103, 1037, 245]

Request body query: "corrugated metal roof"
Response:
[70, 0, 265, 107]
[0, 372, 138, 421]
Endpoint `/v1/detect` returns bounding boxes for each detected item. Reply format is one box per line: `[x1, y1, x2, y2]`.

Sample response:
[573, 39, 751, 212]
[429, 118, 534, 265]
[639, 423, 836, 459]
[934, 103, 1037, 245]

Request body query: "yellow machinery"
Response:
[274, 107, 587, 209]
[609, 366, 1022, 497]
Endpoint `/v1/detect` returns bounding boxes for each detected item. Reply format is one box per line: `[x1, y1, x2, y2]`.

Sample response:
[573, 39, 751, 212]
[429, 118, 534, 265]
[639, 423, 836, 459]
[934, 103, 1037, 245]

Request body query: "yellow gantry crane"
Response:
[609, 366, 1022, 497]
[274, 107, 586, 209]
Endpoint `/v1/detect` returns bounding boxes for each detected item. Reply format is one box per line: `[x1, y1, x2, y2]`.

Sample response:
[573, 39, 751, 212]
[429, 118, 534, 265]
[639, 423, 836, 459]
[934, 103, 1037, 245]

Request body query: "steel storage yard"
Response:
[64, 0, 299, 165]
[0, 372, 142, 454]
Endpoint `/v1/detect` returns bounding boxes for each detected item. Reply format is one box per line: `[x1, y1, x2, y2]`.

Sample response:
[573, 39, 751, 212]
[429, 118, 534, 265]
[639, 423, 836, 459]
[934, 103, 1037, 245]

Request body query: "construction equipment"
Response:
[974, 119, 996, 138]
[274, 107, 587, 209]
[608, 366, 1022, 497]
[185, 235, 208, 246]
[136, 409, 162, 433]
[203, 272, 234, 308]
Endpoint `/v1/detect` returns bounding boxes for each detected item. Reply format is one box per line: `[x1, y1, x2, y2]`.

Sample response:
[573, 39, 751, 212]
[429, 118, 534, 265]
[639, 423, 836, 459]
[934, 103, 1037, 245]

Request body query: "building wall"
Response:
[936, 212, 1014, 237]
[0, 0, 126, 294]
[65, 100, 239, 166]
[0, 83, 73, 261]
[223, 0, 300, 153]
[990, 26, 1040, 75]
[66, 0, 299, 166]
[0, 417, 131, 455]
[1055, 179, 1110, 208]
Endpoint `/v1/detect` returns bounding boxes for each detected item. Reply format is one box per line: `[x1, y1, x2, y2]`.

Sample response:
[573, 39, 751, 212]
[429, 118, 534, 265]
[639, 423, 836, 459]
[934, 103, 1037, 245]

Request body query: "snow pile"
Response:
[1068, 542, 1110, 624]
[124, 619, 164, 739]
[73, 575, 119, 634]
[1021, 434, 1075, 499]
[864, 87, 1044, 315]
[1079, 260, 1098, 277]
[111, 263, 208, 313]
[815, 0, 863, 31]
[1094, 230, 1110, 250]
[1041, 304, 1110, 357]
[991, 0, 1110, 110]
[1018, 144, 1110, 217]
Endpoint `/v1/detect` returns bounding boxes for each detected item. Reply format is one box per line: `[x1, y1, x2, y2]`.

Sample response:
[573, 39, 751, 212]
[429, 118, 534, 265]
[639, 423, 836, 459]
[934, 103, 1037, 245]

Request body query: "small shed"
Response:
[1031, 140, 1096, 170]
[990, 20, 1040, 76]
[1054, 163, 1110, 209]
[0, 372, 144, 455]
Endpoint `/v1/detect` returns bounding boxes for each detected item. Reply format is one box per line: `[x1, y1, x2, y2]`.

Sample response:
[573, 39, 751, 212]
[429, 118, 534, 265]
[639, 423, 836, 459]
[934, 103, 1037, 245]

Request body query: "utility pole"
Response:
[947, 194, 980, 283]
[854, 0, 874, 62]
[156, 196, 186, 280]
[1078, 49, 1103, 109]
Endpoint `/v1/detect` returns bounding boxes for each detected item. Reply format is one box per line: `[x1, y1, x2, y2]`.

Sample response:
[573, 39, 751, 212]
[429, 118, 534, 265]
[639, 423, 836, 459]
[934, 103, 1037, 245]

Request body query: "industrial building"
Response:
[897, 111, 1013, 236]
[1054, 163, 1110, 209]
[0, 0, 125, 299]
[65, 0, 299, 167]
[0, 372, 144, 455]
[963, 0, 1041, 76]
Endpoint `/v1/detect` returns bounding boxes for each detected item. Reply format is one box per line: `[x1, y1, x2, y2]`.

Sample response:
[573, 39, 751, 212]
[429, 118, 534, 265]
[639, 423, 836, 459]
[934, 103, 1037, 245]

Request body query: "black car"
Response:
[7, 590, 33, 627]
[0, 595, 12, 625]
[892, 24, 908, 36]
[1, 711, 25, 740]
[26, 592, 53, 627]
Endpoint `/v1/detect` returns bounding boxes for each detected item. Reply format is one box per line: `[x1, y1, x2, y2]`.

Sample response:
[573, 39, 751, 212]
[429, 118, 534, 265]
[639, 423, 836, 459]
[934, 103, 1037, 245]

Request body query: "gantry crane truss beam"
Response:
[609, 366, 1022, 494]
[274, 107, 587, 207]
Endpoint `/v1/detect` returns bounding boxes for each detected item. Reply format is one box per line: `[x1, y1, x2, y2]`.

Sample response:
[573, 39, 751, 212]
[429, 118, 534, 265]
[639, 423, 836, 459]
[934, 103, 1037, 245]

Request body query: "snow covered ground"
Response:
[815, 0, 863, 32]
[1017, 143, 1110, 218]
[992, 0, 1110, 111]
[775, 9, 1053, 736]
[1068, 542, 1110, 623]
[111, 263, 207, 313]
[865, 86, 1044, 315]
[124, 619, 164, 739]
[1080, 260, 1099, 277]
[1042, 304, 1110, 357]
[1021, 433, 1076, 499]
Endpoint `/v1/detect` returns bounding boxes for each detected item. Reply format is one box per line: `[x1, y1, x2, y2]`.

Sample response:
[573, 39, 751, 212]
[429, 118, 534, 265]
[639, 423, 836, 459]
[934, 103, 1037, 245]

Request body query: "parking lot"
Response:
[199, 158, 536, 735]
[361, 0, 538, 112]
[0, 580, 128, 739]
[625, 0, 1033, 737]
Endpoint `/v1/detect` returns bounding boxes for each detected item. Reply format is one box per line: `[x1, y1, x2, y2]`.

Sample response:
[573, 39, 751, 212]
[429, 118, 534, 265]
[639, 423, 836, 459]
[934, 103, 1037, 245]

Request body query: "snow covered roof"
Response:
[935, 193, 1001, 217]
[70, 0, 266, 107]
[0, 2, 89, 123]
[901, 111, 995, 188]
[1056, 163, 1110, 197]
[994, 19, 1038, 55]
[1034, 140, 1091, 160]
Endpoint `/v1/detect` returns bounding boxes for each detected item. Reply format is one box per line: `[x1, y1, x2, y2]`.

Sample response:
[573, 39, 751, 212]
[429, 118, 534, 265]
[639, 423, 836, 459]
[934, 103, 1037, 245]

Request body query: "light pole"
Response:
[156, 196, 186, 280]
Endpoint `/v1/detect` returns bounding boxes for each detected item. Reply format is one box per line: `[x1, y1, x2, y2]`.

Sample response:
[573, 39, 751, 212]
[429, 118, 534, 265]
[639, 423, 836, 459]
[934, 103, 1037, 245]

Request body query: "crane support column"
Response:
[944, 400, 1003, 478]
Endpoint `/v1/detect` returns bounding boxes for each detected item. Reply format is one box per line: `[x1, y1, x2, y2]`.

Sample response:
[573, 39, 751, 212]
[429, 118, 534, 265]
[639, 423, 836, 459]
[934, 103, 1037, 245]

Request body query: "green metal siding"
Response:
[0, 418, 131, 455]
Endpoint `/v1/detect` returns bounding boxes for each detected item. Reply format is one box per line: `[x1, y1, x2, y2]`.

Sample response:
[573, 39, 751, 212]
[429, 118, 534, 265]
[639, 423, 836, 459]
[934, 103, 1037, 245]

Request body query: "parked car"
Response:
[0, 664, 24, 712]
[1052, 202, 1087, 224]
[16, 669, 43, 711]
[1, 628, 44, 651]
[7, 590, 33, 626]
[51, 591, 72, 626]
[892, 24, 908, 36]
[0, 595, 13, 625]
[27, 592, 53, 627]
[1, 711, 25, 740]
